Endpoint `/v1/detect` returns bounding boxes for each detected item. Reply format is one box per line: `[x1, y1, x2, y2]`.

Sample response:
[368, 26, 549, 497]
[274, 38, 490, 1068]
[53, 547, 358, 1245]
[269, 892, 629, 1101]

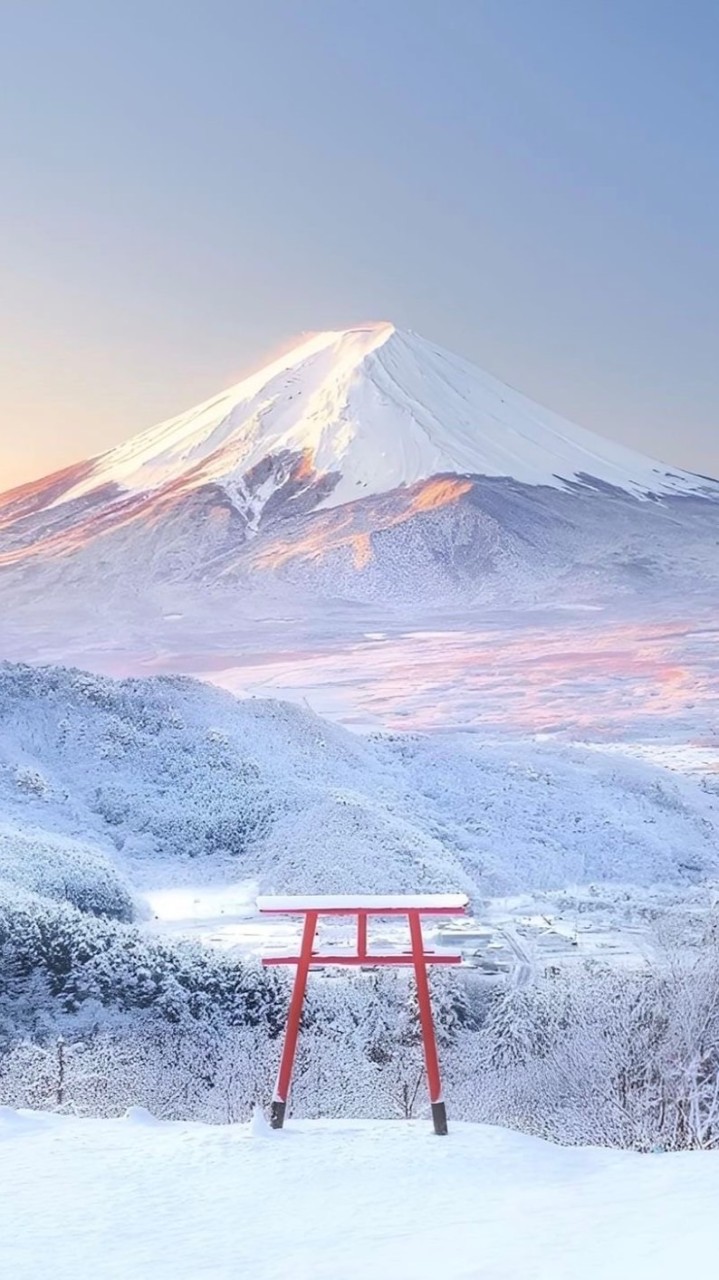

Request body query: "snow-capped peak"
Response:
[52, 323, 714, 512]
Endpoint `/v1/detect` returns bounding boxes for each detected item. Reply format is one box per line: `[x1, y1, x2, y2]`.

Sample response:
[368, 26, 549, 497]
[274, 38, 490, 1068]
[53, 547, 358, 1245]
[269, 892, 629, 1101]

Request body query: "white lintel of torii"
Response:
[256, 893, 469, 915]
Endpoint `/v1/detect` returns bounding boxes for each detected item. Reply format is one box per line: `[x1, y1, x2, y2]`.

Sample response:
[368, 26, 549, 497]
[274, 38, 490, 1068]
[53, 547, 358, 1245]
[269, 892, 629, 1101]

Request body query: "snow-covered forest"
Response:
[4, 942, 719, 1151]
[3, 662, 717, 896]
[3, 661, 719, 1151]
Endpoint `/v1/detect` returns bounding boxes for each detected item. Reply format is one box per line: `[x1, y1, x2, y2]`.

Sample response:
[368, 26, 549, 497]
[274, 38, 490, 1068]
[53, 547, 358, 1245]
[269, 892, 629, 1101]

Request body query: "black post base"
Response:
[270, 1099, 286, 1129]
[431, 1101, 448, 1135]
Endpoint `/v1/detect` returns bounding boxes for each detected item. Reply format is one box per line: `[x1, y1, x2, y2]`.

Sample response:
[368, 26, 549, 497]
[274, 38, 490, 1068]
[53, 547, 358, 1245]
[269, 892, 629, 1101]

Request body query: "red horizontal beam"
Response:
[263, 953, 463, 967]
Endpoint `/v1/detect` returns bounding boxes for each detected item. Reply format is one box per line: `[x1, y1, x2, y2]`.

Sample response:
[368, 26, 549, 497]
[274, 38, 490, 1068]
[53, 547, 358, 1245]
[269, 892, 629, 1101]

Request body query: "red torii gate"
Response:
[259, 893, 469, 1135]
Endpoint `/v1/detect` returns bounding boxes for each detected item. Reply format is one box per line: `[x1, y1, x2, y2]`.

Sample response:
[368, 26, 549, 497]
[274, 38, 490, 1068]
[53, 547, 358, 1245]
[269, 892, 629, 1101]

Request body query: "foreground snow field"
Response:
[1, 1111, 717, 1280]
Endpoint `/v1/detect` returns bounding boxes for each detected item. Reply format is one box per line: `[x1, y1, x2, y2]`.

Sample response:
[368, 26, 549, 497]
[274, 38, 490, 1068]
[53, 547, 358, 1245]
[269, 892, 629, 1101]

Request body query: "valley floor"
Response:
[1, 1110, 717, 1280]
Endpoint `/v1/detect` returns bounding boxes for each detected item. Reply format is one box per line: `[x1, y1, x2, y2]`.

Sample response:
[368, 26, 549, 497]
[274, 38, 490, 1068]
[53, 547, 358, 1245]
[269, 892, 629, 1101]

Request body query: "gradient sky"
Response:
[1, 0, 717, 491]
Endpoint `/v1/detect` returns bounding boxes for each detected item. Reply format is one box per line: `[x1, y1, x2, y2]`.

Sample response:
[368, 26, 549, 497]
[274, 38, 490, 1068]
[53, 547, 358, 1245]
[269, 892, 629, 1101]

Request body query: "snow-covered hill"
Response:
[1, 1111, 717, 1280]
[2, 663, 718, 907]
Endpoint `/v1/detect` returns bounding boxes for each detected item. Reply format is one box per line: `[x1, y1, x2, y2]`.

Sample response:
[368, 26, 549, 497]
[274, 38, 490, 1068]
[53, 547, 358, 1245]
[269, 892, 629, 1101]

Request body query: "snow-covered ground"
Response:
[199, 608, 719, 744]
[1, 1109, 717, 1280]
[145, 881, 480, 963]
[146, 877, 711, 979]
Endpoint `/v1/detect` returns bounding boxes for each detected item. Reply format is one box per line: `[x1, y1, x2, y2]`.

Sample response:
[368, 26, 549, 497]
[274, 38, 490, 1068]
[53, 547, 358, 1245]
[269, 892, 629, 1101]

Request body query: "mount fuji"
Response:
[1, 322, 718, 660]
[11, 321, 714, 508]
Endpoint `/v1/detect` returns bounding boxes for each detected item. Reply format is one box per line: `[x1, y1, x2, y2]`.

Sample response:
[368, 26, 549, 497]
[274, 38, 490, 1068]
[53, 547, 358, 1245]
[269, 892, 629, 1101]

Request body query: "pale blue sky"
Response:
[1, 0, 717, 488]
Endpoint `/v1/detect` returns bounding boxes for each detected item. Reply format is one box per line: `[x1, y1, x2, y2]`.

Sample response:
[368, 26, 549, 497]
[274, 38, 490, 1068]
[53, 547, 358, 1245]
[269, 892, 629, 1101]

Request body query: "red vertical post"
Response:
[408, 910, 448, 1135]
[357, 912, 368, 962]
[270, 910, 318, 1129]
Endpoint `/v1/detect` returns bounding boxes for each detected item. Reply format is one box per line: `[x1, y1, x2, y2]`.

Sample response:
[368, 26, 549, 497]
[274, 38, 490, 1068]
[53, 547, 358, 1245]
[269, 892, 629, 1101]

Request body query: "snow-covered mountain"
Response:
[1, 323, 717, 634]
[18, 322, 715, 510]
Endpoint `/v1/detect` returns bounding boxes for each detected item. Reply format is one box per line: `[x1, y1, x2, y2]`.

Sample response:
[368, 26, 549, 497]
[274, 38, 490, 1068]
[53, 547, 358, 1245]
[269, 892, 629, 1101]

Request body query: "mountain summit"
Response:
[33, 322, 715, 515]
